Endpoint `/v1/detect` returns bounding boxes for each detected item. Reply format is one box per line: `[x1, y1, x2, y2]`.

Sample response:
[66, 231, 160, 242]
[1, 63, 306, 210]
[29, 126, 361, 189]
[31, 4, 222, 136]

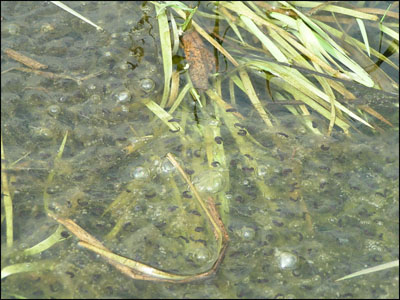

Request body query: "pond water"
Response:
[1, 1, 398, 299]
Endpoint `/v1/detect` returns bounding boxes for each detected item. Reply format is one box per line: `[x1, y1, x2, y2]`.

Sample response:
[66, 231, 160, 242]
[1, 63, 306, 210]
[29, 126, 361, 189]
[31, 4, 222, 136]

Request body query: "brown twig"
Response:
[4, 48, 48, 70]
[48, 212, 162, 282]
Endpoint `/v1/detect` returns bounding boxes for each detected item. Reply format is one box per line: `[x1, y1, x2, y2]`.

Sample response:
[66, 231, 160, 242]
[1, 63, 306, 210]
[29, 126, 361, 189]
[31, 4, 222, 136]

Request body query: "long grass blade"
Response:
[239, 69, 273, 127]
[379, 23, 399, 41]
[356, 18, 370, 57]
[1, 133, 13, 247]
[155, 4, 173, 108]
[240, 15, 288, 62]
[22, 225, 66, 256]
[169, 82, 191, 114]
[142, 98, 183, 134]
[336, 260, 399, 281]
[169, 12, 180, 56]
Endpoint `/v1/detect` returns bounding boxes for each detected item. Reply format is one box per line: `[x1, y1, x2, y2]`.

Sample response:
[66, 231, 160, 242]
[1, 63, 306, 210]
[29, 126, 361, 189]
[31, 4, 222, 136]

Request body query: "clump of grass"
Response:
[156, 1, 398, 136]
[145, 1, 398, 284]
[3, 1, 397, 289]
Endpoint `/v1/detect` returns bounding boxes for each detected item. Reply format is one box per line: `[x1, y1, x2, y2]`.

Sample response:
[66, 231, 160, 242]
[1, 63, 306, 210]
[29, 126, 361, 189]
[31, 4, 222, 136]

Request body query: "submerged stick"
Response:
[4, 48, 48, 70]
[48, 212, 158, 282]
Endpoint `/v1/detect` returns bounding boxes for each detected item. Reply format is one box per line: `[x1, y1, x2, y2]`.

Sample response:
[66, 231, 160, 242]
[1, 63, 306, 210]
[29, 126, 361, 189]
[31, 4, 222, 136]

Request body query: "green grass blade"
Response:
[56, 130, 68, 159]
[240, 15, 288, 62]
[43, 131, 68, 213]
[1, 261, 56, 279]
[169, 12, 180, 56]
[379, 23, 399, 41]
[181, 6, 198, 32]
[269, 11, 297, 28]
[239, 69, 273, 127]
[296, 18, 332, 66]
[142, 98, 184, 134]
[219, 7, 245, 43]
[356, 18, 370, 57]
[315, 34, 374, 87]
[169, 82, 191, 114]
[279, 1, 345, 55]
[22, 225, 66, 256]
[155, 4, 173, 108]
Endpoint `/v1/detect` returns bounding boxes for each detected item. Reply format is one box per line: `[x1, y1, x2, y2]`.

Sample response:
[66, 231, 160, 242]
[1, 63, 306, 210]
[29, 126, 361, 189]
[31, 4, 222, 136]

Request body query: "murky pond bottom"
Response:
[1, 1, 399, 299]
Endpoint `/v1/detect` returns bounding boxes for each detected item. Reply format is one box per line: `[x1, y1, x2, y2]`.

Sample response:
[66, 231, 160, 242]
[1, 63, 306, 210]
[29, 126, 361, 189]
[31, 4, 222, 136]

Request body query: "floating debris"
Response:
[181, 29, 216, 91]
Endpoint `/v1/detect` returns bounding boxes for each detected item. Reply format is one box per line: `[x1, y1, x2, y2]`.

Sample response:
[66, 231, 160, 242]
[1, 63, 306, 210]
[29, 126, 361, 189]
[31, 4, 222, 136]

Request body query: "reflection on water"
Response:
[1, 1, 398, 299]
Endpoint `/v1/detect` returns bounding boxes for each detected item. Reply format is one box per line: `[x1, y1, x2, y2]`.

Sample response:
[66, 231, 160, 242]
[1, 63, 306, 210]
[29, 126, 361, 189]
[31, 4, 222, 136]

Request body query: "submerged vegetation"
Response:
[1, 1, 399, 298]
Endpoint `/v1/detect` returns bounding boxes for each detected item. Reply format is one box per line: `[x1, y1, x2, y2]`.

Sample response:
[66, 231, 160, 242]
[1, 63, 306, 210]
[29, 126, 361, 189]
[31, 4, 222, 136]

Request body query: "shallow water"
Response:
[1, 1, 399, 299]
